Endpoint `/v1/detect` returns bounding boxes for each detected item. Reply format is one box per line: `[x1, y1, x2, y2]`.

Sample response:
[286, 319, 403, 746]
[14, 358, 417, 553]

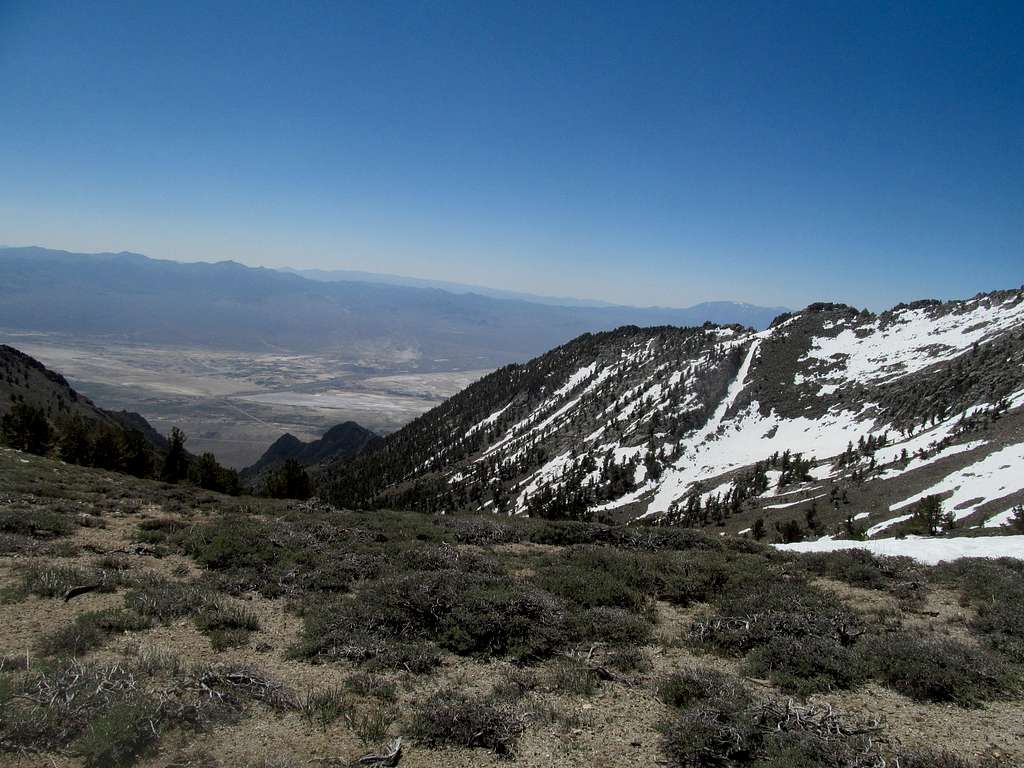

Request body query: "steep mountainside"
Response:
[323, 289, 1024, 539]
[242, 421, 381, 485]
[0, 247, 784, 368]
[0, 344, 164, 448]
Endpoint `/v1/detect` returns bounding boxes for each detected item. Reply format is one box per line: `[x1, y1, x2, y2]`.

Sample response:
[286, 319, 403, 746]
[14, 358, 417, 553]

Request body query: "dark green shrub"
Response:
[437, 515, 523, 545]
[743, 635, 869, 695]
[661, 707, 756, 767]
[605, 646, 651, 672]
[0, 508, 72, 538]
[401, 542, 502, 575]
[75, 699, 160, 768]
[295, 570, 568, 662]
[39, 613, 106, 656]
[934, 558, 1024, 662]
[610, 526, 740, 552]
[689, 577, 862, 656]
[757, 730, 881, 768]
[649, 551, 749, 606]
[192, 517, 276, 571]
[528, 520, 605, 546]
[569, 606, 653, 646]
[796, 549, 924, 593]
[867, 635, 1016, 706]
[194, 600, 260, 650]
[533, 546, 655, 611]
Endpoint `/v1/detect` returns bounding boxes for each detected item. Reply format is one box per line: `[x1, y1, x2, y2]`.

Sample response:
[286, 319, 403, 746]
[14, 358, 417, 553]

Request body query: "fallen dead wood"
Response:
[309, 738, 402, 767]
[62, 583, 102, 601]
[357, 737, 402, 766]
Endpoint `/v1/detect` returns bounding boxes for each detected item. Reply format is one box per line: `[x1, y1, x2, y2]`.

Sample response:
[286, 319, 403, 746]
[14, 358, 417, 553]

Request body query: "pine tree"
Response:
[58, 414, 92, 465]
[913, 494, 945, 536]
[263, 458, 311, 500]
[119, 430, 153, 478]
[0, 402, 50, 455]
[161, 427, 189, 483]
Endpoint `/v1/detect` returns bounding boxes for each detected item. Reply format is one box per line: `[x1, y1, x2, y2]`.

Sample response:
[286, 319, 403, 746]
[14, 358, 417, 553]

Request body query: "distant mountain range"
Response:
[0, 247, 788, 370]
[278, 266, 621, 307]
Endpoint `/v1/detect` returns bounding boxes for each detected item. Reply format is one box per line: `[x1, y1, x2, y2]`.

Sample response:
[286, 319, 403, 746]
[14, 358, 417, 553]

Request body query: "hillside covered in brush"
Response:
[323, 289, 1024, 541]
[240, 421, 381, 491]
[0, 345, 239, 492]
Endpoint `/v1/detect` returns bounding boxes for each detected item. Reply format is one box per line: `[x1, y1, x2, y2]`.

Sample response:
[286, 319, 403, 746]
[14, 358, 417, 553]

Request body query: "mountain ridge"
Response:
[322, 288, 1024, 542]
[241, 420, 381, 487]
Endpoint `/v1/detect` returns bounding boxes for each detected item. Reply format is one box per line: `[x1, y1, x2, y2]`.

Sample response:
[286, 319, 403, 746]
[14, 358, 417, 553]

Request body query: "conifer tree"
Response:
[162, 427, 189, 483]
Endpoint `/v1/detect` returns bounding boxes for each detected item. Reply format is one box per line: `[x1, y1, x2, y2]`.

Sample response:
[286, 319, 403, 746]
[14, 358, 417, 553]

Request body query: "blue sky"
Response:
[0, 0, 1020, 309]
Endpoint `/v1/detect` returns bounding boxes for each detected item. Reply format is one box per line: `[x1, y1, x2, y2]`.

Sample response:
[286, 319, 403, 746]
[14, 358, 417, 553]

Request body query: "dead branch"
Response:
[357, 737, 402, 766]
[63, 583, 101, 602]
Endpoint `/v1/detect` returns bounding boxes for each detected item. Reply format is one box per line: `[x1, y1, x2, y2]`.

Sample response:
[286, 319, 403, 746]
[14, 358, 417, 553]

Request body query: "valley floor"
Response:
[0, 332, 489, 467]
[1, 449, 1022, 767]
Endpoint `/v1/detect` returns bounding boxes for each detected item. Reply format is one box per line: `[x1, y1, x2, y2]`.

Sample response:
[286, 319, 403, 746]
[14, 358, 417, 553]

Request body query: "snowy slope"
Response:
[326, 289, 1024, 539]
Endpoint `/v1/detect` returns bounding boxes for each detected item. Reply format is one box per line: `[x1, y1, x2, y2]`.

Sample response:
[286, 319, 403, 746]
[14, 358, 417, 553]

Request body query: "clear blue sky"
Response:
[1, 0, 1020, 309]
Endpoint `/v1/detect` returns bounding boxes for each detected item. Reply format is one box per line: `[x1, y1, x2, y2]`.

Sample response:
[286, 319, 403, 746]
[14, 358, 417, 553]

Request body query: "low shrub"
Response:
[657, 666, 752, 711]
[18, 563, 117, 599]
[437, 516, 523, 545]
[934, 558, 1024, 662]
[349, 698, 398, 746]
[661, 707, 756, 767]
[75, 698, 161, 768]
[400, 542, 503, 575]
[301, 686, 350, 730]
[605, 646, 652, 673]
[0, 507, 73, 539]
[689, 577, 862, 656]
[123, 578, 211, 621]
[660, 694, 890, 768]
[295, 570, 569, 662]
[410, 688, 524, 756]
[867, 634, 1016, 706]
[191, 516, 276, 571]
[569, 606, 653, 646]
[344, 672, 398, 702]
[801, 548, 925, 595]
[528, 520, 606, 546]
[549, 658, 601, 696]
[533, 546, 656, 612]
[743, 634, 869, 696]
[39, 609, 152, 656]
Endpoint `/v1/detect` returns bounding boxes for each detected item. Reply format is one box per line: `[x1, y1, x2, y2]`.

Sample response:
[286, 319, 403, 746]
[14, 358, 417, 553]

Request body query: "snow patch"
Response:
[777, 535, 1024, 565]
